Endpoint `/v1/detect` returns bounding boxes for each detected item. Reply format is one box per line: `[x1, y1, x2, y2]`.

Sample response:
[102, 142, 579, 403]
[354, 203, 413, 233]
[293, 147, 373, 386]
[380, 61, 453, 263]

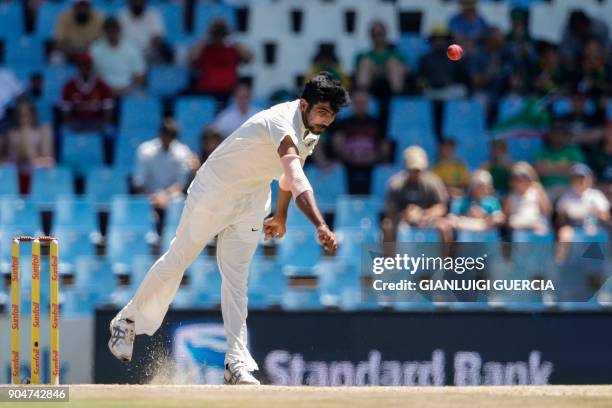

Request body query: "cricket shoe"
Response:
[224, 361, 260, 385]
[108, 317, 135, 363]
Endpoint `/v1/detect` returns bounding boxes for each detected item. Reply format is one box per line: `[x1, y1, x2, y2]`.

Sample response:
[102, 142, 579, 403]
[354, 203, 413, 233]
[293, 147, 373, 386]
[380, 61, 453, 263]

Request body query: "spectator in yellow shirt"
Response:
[432, 139, 470, 196]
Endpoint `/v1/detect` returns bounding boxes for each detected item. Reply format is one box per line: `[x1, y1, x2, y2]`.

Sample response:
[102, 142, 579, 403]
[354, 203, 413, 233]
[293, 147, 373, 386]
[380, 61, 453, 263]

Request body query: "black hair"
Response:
[300, 71, 350, 113]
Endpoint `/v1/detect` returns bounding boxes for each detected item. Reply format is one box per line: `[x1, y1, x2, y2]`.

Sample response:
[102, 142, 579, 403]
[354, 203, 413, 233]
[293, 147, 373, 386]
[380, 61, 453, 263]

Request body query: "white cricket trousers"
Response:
[113, 181, 271, 371]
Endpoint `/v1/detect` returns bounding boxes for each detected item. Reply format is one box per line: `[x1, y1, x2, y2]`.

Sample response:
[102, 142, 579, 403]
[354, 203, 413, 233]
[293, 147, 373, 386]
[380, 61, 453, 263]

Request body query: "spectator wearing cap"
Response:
[557, 164, 610, 242]
[91, 17, 146, 96]
[432, 139, 470, 196]
[534, 120, 585, 201]
[560, 83, 607, 146]
[211, 83, 260, 138]
[61, 51, 115, 132]
[448, 169, 505, 232]
[189, 19, 253, 102]
[503, 161, 552, 233]
[506, 8, 537, 72]
[54, 0, 105, 59]
[448, 0, 489, 49]
[382, 145, 451, 243]
[354, 20, 408, 98]
[118, 0, 170, 64]
[417, 25, 469, 100]
[569, 38, 612, 100]
[133, 118, 194, 233]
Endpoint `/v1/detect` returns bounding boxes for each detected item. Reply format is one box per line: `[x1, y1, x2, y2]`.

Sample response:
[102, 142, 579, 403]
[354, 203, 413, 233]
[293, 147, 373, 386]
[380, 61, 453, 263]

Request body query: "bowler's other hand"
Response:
[317, 224, 337, 253]
[263, 216, 286, 240]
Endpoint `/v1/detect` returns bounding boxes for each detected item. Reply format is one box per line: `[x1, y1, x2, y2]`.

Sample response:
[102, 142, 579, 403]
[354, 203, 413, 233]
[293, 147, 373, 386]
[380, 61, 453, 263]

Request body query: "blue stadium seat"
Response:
[552, 97, 595, 117]
[248, 258, 285, 308]
[5, 36, 44, 72]
[114, 131, 151, 170]
[571, 227, 609, 243]
[397, 35, 430, 70]
[107, 228, 152, 264]
[442, 99, 489, 169]
[388, 97, 437, 163]
[158, 2, 187, 44]
[304, 164, 347, 212]
[129, 254, 157, 289]
[0, 165, 18, 196]
[278, 227, 321, 271]
[109, 195, 155, 231]
[285, 204, 311, 229]
[163, 197, 186, 232]
[31, 167, 74, 203]
[34, 1, 65, 38]
[315, 260, 360, 310]
[0, 197, 41, 262]
[456, 229, 500, 242]
[371, 165, 401, 198]
[511, 229, 555, 242]
[193, 3, 237, 36]
[335, 195, 382, 230]
[61, 287, 97, 317]
[282, 288, 323, 311]
[119, 96, 162, 136]
[336, 227, 380, 260]
[73, 255, 116, 303]
[42, 65, 75, 102]
[35, 99, 53, 125]
[53, 197, 97, 231]
[54, 227, 96, 263]
[190, 258, 222, 307]
[85, 167, 129, 206]
[149, 65, 189, 97]
[60, 129, 105, 174]
[175, 96, 216, 152]
[0, 2, 24, 40]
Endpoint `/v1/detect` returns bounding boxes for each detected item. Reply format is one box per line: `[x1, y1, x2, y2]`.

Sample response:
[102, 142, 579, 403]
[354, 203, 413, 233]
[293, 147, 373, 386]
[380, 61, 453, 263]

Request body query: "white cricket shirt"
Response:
[190, 99, 319, 195]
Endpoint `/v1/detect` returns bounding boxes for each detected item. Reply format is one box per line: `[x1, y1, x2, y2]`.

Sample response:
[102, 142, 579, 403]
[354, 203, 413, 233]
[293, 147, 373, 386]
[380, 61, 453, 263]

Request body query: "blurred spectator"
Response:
[569, 38, 612, 100]
[418, 26, 468, 99]
[561, 11, 610, 66]
[432, 139, 470, 196]
[589, 123, 612, 194]
[189, 19, 253, 102]
[448, 169, 504, 232]
[503, 161, 552, 233]
[506, 8, 537, 73]
[1, 98, 55, 194]
[448, 0, 488, 50]
[91, 17, 146, 96]
[118, 0, 170, 64]
[212, 83, 260, 138]
[560, 85, 606, 146]
[328, 89, 390, 195]
[54, 0, 104, 60]
[133, 118, 193, 234]
[468, 27, 513, 105]
[199, 126, 223, 164]
[481, 139, 513, 195]
[0, 68, 24, 134]
[61, 52, 115, 132]
[557, 164, 609, 242]
[529, 43, 568, 95]
[382, 146, 451, 242]
[355, 21, 407, 97]
[534, 120, 585, 200]
[305, 44, 350, 90]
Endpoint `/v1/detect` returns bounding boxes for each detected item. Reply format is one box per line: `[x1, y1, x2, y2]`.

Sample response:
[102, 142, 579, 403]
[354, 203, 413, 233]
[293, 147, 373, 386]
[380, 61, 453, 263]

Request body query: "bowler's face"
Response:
[301, 100, 335, 135]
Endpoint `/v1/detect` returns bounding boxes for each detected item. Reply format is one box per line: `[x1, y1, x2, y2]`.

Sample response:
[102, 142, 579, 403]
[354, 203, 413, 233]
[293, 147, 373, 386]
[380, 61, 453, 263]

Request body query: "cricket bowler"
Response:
[108, 72, 350, 385]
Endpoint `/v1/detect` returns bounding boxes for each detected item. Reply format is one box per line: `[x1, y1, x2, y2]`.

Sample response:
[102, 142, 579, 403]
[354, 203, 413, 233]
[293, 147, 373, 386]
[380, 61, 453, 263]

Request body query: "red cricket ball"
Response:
[447, 44, 463, 61]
